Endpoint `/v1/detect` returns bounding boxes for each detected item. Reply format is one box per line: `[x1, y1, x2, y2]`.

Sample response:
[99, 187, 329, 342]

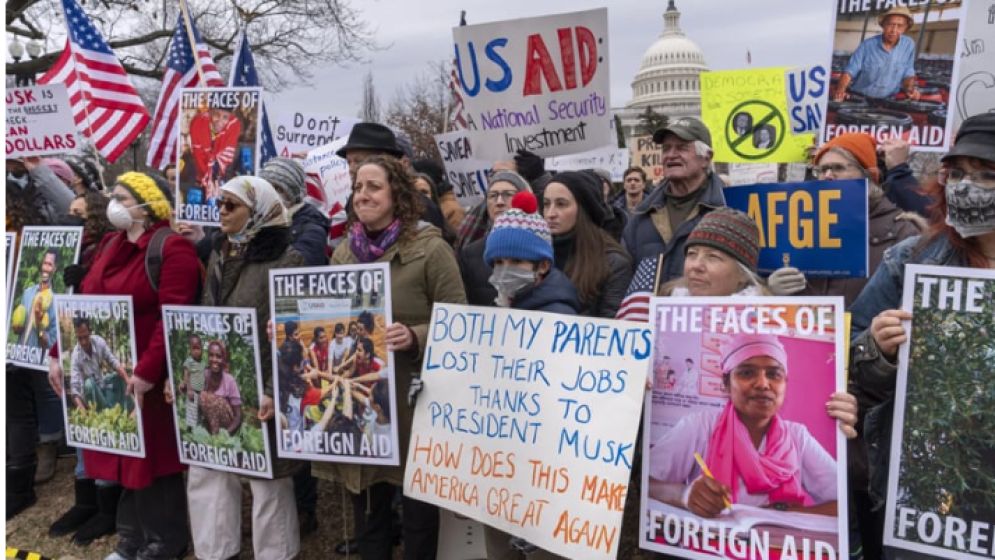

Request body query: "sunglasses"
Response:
[219, 198, 243, 212]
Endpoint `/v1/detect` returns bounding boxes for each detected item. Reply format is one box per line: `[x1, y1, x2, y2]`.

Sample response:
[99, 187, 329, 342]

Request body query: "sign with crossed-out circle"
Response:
[724, 99, 786, 160]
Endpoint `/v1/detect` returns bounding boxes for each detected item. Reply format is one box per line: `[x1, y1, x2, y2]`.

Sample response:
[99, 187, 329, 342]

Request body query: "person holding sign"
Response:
[833, 7, 920, 102]
[313, 155, 466, 560]
[767, 132, 921, 306]
[543, 170, 632, 317]
[848, 113, 995, 559]
[186, 175, 305, 560]
[49, 172, 201, 560]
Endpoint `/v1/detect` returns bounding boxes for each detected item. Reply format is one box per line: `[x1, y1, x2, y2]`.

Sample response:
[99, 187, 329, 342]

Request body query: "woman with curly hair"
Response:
[312, 155, 467, 560]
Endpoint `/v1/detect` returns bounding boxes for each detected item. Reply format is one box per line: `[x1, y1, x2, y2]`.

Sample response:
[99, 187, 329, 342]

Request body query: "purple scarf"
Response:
[349, 219, 402, 263]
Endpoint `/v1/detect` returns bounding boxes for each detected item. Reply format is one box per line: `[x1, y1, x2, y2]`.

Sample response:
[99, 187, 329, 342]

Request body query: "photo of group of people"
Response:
[270, 264, 398, 465]
[54, 295, 144, 457]
[163, 306, 272, 477]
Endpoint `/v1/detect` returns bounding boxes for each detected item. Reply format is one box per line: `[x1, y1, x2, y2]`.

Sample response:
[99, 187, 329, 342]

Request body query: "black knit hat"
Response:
[685, 207, 760, 270]
[549, 170, 610, 226]
[63, 156, 103, 191]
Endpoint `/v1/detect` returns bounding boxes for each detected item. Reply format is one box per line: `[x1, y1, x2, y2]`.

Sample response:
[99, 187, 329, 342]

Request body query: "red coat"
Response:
[80, 222, 201, 489]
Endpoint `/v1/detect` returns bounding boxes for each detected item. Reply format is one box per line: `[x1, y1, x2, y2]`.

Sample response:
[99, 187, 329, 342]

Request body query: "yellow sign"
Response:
[701, 67, 814, 163]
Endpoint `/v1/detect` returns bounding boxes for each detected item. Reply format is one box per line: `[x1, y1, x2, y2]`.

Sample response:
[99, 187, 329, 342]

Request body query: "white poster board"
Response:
[269, 107, 357, 159]
[6, 84, 78, 158]
[547, 146, 630, 182]
[434, 130, 490, 208]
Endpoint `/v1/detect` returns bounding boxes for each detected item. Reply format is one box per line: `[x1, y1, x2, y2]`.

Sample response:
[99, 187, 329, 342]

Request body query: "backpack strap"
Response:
[145, 227, 174, 292]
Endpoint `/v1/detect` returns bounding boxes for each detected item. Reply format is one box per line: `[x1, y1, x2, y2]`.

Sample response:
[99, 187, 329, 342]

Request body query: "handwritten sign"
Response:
[269, 108, 357, 159]
[405, 303, 649, 559]
[785, 65, 829, 135]
[452, 8, 613, 161]
[723, 179, 869, 277]
[54, 294, 145, 458]
[303, 137, 351, 219]
[5, 84, 78, 158]
[547, 146, 630, 182]
[434, 130, 490, 208]
[952, 0, 995, 131]
[629, 135, 665, 184]
[702, 67, 816, 163]
[885, 265, 995, 560]
[641, 297, 847, 559]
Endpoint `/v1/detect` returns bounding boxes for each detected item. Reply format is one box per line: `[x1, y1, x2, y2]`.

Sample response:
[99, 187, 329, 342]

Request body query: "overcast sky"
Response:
[273, 0, 837, 116]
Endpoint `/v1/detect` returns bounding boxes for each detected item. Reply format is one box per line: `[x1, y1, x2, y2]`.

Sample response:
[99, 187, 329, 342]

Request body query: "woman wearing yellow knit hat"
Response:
[47, 171, 202, 560]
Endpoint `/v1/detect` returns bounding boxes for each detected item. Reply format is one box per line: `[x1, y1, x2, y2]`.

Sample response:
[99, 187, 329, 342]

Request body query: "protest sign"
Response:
[303, 137, 351, 220]
[630, 135, 665, 185]
[175, 87, 263, 225]
[641, 297, 847, 560]
[5, 232, 16, 303]
[826, 1, 967, 151]
[884, 265, 995, 560]
[452, 8, 613, 161]
[269, 263, 399, 465]
[6, 84, 78, 158]
[54, 294, 144, 458]
[547, 146, 630, 182]
[785, 65, 830, 136]
[269, 107, 357, 159]
[405, 303, 649, 559]
[163, 305, 273, 477]
[951, 0, 995, 131]
[434, 130, 490, 208]
[723, 179, 869, 277]
[6, 226, 83, 370]
[727, 163, 780, 186]
[701, 67, 817, 163]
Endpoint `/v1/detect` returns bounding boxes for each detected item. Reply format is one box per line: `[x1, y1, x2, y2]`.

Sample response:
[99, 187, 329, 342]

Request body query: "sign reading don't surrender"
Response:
[405, 304, 649, 559]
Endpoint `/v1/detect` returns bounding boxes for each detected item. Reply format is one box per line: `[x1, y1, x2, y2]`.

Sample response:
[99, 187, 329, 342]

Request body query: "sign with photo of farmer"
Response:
[640, 297, 848, 560]
[163, 305, 273, 478]
[6, 226, 83, 370]
[54, 295, 144, 458]
[884, 265, 995, 560]
[826, 1, 968, 151]
[175, 86, 263, 226]
[269, 263, 399, 465]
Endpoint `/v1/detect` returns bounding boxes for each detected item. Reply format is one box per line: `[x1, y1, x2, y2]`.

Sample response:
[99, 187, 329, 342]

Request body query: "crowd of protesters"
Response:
[6, 111, 994, 560]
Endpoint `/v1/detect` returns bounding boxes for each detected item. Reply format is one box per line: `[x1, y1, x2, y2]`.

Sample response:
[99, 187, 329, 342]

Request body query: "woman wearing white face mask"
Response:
[47, 172, 201, 560]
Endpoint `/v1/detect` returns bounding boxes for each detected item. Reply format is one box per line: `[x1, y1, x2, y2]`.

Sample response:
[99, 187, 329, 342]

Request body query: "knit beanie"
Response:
[549, 170, 609, 226]
[63, 156, 103, 191]
[484, 192, 553, 266]
[685, 207, 760, 271]
[488, 170, 530, 193]
[115, 171, 173, 221]
[42, 158, 76, 186]
[259, 157, 306, 206]
[814, 133, 880, 183]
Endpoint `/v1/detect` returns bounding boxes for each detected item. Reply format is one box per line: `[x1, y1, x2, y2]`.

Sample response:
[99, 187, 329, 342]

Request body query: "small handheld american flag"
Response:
[615, 255, 664, 322]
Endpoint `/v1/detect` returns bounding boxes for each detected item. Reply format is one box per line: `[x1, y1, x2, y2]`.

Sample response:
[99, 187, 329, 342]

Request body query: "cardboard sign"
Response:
[405, 303, 649, 559]
[452, 8, 613, 160]
[434, 130, 490, 208]
[55, 295, 145, 458]
[269, 263, 400, 465]
[630, 135, 665, 185]
[175, 87, 263, 225]
[269, 107, 357, 159]
[723, 179, 870, 277]
[702, 67, 817, 163]
[6, 226, 83, 371]
[951, 0, 995, 131]
[640, 297, 848, 559]
[826, 1, 968, 151]
[547, 146, 630, 182]
[163, 306, 274, 478]
[885, 265, 995, 560]
[5, 84, 78, 158]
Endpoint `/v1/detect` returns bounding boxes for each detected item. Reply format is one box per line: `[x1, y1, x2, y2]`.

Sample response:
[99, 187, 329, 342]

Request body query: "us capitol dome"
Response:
[616, 0, 708, 142]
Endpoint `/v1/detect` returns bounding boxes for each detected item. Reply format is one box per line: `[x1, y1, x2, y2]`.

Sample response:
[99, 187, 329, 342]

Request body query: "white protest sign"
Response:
[727, 162, 779, 186]
[785, 65, 829, 136]
[6, 84, 79, 158]
[547, 146, 630, 182]
[452, 8, 613, 161]
[434, 130, 490, 208]
[269, 106, 357, 159]
[405, 303, 649, 559]
[303, 137, 351, 216]
[952, 0, 995, 131]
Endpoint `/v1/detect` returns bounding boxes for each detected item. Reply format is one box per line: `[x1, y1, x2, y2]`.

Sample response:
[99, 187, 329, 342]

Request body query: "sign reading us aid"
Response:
[452, 8, 613, 161]
[405, 303, 649, 559]
[723, 179, 869, 278]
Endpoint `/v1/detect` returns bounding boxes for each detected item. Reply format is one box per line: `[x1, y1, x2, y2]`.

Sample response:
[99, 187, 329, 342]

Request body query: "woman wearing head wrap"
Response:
[542, 170, 633, 317]
[46, 171, 201, 560]
[260, 157, 331, 266]
[184, 175, 305, 560]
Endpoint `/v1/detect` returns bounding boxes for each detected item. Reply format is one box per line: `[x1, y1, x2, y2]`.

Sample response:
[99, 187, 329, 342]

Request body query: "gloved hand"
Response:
[408, 377, 424, 407]
[514, 149, 545, 182]
[63, 264, 86, 291]
[767, 267, 807, 295]
[509, 537, 539, 554]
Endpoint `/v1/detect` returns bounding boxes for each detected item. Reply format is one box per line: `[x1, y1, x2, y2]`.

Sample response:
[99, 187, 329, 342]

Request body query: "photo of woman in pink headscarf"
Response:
[647, 333, 843, 518]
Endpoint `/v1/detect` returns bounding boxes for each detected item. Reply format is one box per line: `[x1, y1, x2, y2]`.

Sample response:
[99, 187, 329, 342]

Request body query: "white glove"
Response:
[767, 267, 807, 295]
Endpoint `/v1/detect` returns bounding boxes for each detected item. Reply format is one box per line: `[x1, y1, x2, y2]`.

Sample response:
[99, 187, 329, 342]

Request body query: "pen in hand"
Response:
[694, 452, 733, 510]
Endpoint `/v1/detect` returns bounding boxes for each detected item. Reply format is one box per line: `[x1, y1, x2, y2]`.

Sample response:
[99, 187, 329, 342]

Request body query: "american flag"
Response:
[228, 27, 276, 167]
[615, 255, 663, 322]
[446, 11, 469, 131]
[38, 0, 150, 163]
[145, 13, 224, 170]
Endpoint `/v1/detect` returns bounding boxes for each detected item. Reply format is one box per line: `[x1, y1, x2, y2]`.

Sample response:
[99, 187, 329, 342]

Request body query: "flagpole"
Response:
[61, 0, 96, 141]
[178, 0, 207, 86]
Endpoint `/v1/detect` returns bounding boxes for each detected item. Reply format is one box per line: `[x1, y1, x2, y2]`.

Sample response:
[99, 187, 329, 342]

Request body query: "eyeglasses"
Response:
[811, 163, 860, 176]
[730, 365, 787, 383]
[487, 191, 517, 201]
[938, 168, 995, 188]
[219, 199, 243, 212]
